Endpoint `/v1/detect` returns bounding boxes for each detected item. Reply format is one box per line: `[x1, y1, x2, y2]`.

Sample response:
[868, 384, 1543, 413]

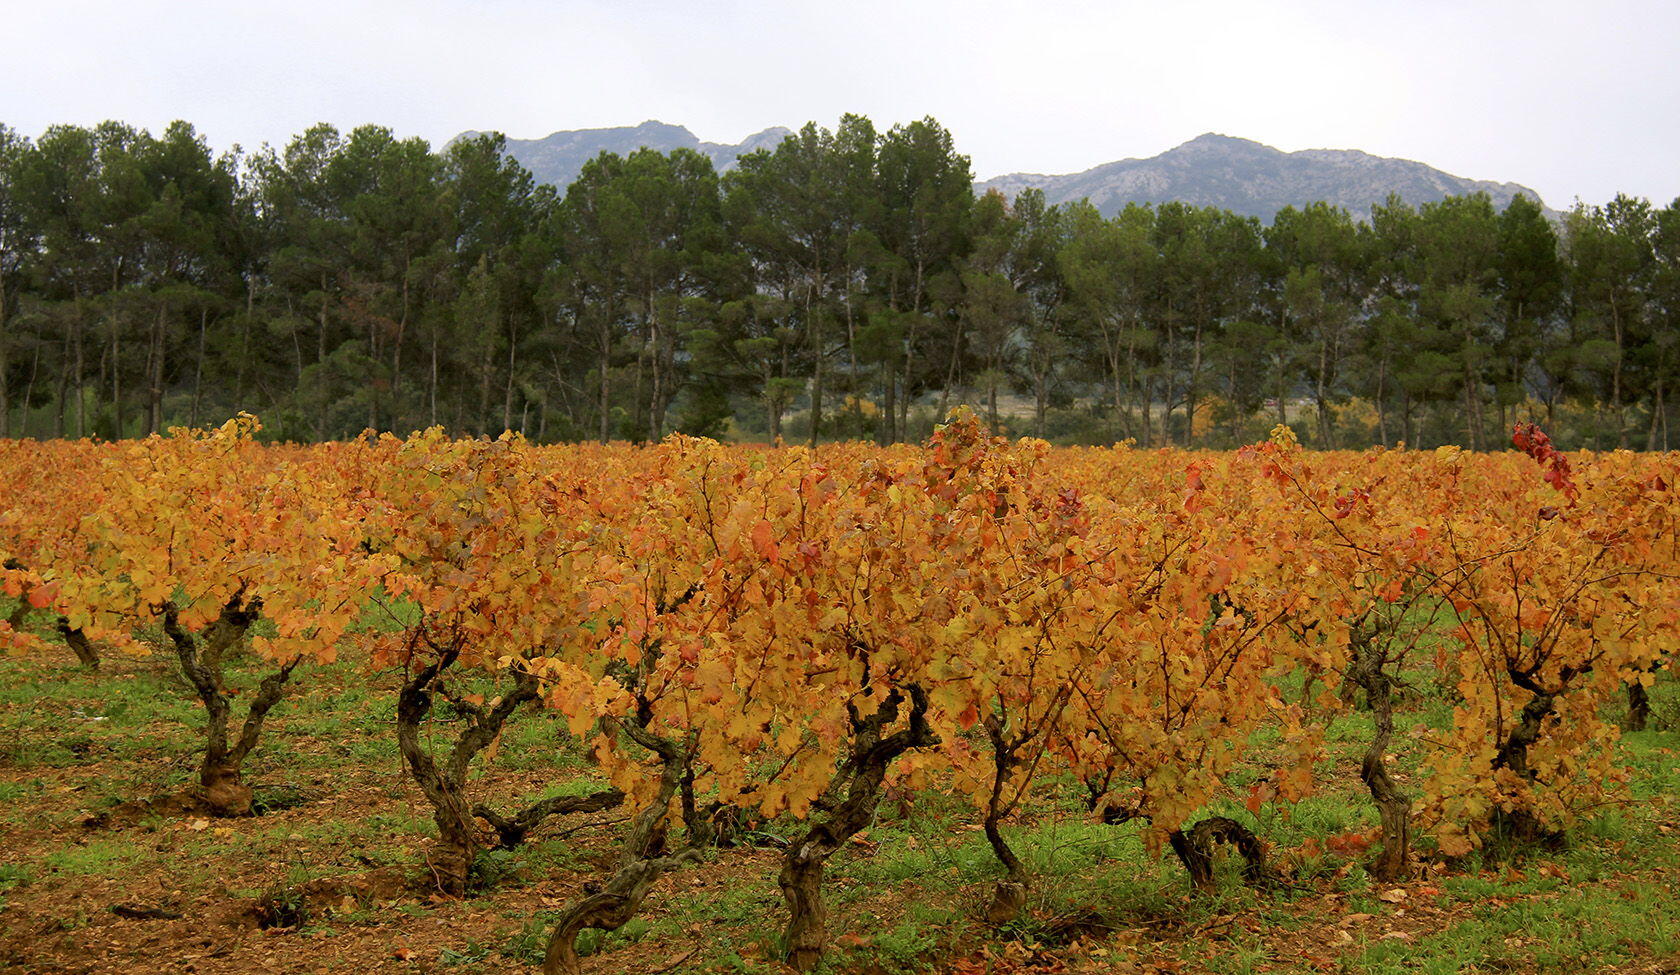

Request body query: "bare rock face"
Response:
[975, 133, 1551, 221]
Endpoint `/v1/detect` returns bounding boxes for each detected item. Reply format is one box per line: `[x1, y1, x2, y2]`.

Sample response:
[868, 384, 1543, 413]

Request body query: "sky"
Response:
[4, 0, 1677, 209]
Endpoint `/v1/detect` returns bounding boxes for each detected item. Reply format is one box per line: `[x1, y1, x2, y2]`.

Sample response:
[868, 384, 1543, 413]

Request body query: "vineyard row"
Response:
[1, 412, 1675, 972]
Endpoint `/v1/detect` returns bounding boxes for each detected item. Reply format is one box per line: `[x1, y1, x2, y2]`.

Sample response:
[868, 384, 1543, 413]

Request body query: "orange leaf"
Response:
[27, 581, 59, 610]
[751, 519, 779, 565]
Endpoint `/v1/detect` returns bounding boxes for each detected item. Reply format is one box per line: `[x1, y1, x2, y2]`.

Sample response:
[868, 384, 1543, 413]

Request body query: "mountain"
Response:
[458, 124, 1550, 220]
[975, 133, 1550, 220]
[451, 120, 793, 189]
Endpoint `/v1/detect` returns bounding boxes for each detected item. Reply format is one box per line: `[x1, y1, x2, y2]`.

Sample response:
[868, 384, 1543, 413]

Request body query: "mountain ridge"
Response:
[974, 133, 1551, 219]
[455, 124, 1551, 219]
[454, 120, 793, 189]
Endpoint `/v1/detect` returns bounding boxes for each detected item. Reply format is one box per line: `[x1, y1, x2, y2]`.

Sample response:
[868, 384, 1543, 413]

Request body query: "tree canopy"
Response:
[1, 116, 1676, 449]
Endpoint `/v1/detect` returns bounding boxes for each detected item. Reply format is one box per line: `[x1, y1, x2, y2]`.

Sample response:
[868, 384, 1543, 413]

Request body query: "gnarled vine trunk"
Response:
[58, 618, 99, 669]
[1490, 665, 1580, 847]
[982, 812, 1027, 925]
[1626, 673, 1653, 733]
[977, 693, 1068, 925]
[395, 650, 541, 894]
[543, 719, 699, 975]
[160, 594, 295, 817]
[1348, 629, 1411, 880]
[780, 684, 939, 971]
[1168, 816, 1274, 893]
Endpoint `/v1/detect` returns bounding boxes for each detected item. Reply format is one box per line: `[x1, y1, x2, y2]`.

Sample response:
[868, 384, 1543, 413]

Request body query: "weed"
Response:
[253, 886, 309, 930]
[440, 940, 492, 965]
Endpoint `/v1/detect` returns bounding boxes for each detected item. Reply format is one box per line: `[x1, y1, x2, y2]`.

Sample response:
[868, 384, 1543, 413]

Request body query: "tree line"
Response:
[1, 115, 1677, 448]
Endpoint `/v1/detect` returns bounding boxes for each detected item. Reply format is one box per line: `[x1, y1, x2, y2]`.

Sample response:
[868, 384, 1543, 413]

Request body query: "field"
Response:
[2, 631, 1677, 974]
[1, 415, 1678, 974]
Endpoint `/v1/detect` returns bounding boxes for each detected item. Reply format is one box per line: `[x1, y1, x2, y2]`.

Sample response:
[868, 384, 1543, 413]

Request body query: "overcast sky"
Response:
[5, 0, 1677, 209]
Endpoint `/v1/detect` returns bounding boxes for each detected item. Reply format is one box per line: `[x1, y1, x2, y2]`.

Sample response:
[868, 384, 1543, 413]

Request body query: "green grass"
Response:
[865, 901, 958, 972]
[0, 625, 1674, 975]
[1351, 883, 1678, 974]
[0, 860, 32, 898]
[41, 836, 146, 876]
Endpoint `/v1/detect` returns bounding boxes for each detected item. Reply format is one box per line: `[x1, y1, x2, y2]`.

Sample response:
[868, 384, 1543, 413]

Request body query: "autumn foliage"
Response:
[0, 413, 1675, 968]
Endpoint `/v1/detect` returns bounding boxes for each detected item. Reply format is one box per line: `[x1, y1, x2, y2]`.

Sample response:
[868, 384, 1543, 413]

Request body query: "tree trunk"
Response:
[58, 618, 99, 670]
[645, 306, 659, 443]
[159, 594, 294, 817]
[504, 324, 518, 435]
[1374, 358, 1389, 446]
[315, 286, 329, 442]
[429, 330, 439, 428]
[393, 261, 410, 431]
[779, 685, 938, 971]
[981, 805, 1026, 924]
[1187, 322, 1204, 448]
[395, 652, 541, 894]
[1033, 354, 1049, 440]
[17, 342, 40, 438]
[1489, 668, 1576, 846]
[1463, 359, 1482, 451]
[808, 288, 825, 446]
[1646, 382, 1665, 452]
[53, 316, 69, 438]
[543, 719, 698, 975]
[880, 361, 896, 445]
[768, 379, 784, 444]
[1627, 678, 1651, 733]
[0, 267, 10, 439]
[190, 305, 208, 428]
[598, 322, 612, 444]
[895, 263, 927, 443]
[1348, 627, 1410, 880]
[1611, 302, 1626, 449]
[235, 278, 254, 407]
[1168, 816, 1273, 893]
[146, 301, 166, 436]
[112, 307, 125, 439]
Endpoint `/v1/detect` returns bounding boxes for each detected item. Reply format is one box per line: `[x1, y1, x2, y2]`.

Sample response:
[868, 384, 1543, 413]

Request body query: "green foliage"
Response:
[6, 114, 1675, 447]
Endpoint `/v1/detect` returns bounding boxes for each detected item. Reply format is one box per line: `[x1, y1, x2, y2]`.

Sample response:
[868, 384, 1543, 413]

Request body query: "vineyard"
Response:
[1, 412, 1677, 975]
